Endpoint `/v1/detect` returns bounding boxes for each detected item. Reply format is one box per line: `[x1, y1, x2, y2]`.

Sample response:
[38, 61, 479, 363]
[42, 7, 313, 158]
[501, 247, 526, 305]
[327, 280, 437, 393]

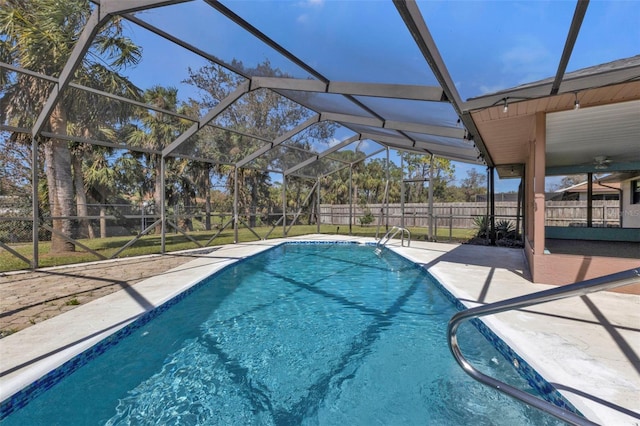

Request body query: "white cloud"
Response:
[296, 0, 323, 24]
[303, 0, 324, 6]
[328, 137, 341, 147]
[500, 35, 553, 82]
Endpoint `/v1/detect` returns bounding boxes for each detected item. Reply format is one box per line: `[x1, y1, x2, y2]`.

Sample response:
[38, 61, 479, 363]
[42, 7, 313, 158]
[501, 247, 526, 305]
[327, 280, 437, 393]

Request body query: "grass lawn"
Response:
[0, 224, 476, 272]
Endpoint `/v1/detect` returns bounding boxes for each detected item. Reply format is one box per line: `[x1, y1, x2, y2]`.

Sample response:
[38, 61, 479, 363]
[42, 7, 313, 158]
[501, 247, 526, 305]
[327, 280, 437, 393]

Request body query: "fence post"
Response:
[449, 206, 453, 240]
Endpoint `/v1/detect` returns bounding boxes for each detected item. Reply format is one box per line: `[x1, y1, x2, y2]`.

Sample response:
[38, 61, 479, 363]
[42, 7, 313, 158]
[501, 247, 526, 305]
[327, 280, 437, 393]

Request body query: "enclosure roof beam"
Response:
[251, 77, 445, 102]
[313, 147, 386, 180]
[162, 80, 250, 157]
[549, 0, 588, 95]
[32, 9, 103, 136]
[32, 0, 189, 137]
[284, 134, 361, 176]
[40, 132, 161, 155]
[235, 114, 321, 168]
[99, 0, 192, 19]
[384, 120, 465, 139]
[205, 0, 329, 84]
[320, 112, 382, 128]
[393, 0, 492, 166]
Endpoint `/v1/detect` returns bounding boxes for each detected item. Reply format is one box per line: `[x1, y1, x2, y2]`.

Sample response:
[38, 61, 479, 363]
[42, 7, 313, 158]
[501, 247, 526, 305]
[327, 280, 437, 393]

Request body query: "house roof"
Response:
[556, 181, 621, 194]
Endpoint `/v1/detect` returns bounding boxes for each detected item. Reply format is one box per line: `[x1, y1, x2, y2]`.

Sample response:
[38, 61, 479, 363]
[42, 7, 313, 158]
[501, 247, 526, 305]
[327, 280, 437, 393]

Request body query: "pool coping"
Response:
[1, 235, 638, 424]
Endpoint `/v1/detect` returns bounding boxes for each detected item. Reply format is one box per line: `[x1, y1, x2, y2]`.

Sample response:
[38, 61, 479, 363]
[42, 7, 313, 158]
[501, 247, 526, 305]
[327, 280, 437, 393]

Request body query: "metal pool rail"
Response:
[376, 226, 411, 254]
[448, 267, 640, 426]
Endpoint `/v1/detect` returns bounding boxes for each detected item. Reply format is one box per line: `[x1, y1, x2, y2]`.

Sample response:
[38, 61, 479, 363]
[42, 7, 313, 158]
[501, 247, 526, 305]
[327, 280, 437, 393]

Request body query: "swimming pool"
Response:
[1, 243, 568, 425]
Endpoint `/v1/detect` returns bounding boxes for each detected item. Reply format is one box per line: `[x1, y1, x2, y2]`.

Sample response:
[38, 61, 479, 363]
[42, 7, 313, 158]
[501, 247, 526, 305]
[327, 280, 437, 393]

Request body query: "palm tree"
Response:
[0, 0, 141, 252]
[126, 86, 183, 233]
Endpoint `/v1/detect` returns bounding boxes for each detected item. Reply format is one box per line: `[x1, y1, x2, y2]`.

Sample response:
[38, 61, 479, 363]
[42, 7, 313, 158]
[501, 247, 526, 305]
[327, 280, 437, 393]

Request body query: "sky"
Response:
[117, 0, 640, 193]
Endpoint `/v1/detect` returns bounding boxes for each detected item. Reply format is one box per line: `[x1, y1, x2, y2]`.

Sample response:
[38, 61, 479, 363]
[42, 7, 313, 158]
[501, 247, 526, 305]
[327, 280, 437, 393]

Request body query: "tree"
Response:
[184, 60, 336, 228]
[0, 0, 141, 251]
[460, 168, 487, 202]
[547, 174, 585, 192]
[401, 153, 455, 202]
[125, 86, 185, 232]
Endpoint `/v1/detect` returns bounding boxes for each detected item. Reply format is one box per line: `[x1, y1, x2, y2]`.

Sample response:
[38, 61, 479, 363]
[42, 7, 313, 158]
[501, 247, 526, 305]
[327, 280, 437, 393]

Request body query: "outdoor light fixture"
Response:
[574, 92, 580, 110]
[503, 98, 508, 113]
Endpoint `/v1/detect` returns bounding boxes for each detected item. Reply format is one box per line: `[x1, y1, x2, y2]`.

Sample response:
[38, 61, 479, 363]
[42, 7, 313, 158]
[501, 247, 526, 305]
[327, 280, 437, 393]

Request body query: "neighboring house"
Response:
[554, 179, 620, 201]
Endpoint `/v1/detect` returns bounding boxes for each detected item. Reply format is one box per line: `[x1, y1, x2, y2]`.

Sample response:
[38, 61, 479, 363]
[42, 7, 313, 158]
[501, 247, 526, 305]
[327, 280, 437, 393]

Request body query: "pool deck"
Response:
[0, 235, 638, 424]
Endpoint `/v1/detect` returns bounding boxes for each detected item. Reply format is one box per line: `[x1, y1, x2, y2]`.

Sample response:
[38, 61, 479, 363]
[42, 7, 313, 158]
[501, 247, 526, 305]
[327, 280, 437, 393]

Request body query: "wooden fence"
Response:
[320, 201, 620, 229]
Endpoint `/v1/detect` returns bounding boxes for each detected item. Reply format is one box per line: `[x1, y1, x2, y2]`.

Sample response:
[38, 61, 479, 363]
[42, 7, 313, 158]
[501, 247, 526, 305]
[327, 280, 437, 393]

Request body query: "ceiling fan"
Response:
[593, 156, 612, 170]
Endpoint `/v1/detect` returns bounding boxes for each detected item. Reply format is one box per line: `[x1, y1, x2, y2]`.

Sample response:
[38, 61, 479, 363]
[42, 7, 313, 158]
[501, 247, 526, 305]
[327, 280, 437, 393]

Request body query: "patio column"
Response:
[533, 112, 546, 255]
[400, 155, 405, 230]
[587, 172, 593, 227]
[489, 166, 496, 245]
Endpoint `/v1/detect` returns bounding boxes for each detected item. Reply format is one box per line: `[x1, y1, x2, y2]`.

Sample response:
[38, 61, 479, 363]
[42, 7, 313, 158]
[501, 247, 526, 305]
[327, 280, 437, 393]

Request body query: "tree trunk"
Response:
[73, 153, 94, 239]
[47, 105, 75, 252]
[99, 204, 107, 238]
[250, 175, 258, 228]
[205, 188, 212, 231]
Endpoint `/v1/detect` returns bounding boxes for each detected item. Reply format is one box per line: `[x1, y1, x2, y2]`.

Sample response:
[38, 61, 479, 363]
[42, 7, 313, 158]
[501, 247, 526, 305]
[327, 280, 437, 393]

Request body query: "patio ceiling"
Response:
[2, 0, 639, 180]
[466, 57, 640, 178]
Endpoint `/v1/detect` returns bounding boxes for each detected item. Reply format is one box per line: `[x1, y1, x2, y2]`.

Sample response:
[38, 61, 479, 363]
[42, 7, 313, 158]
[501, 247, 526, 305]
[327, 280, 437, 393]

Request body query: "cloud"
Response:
[500, 35, 554, 82]
[328, 137, 342, 147]
[296, 0, 324, 24]
[303, 0, 324, 6]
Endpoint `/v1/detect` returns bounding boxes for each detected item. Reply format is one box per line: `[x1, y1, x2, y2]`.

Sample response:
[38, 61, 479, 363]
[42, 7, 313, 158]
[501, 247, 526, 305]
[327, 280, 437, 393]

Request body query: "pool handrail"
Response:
[377, 226, 411, 251]
[447, 267, 640, 426]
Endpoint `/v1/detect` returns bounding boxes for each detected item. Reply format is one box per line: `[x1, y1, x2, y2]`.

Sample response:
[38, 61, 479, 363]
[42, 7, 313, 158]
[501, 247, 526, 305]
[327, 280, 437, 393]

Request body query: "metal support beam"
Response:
[32, 10, 102, 136]
[386, 147, 390, 231]
[234, 166, 239, 243]
[163, 80, 250, 157]
[550, 0, 589, 95]
[205, 0, 329, 83]
[489, 166, 496, 246]
[317, 177, 321, 233]
[33, 0, 189, 137]
[349, 165, 353, 235]
[282, 173, 287, 237]
[100, 0, 191, 18]
[285, 135, 360, 176]
[587, 172, 593, 227]
[400, 154, 405, 230]
[320, 112, 382, 128]
[394, 1, 491, 166]
[251, 77, 445, 102]
[428, 154, 434, 240]
[160, 156, 167, 252]
[236, 114, 321, 168]
[31, 136, 39, 269]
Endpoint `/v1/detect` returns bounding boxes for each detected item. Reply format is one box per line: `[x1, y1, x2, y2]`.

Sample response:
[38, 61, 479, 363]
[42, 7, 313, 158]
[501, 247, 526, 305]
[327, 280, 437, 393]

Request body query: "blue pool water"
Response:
[1, 243, 566, 425]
